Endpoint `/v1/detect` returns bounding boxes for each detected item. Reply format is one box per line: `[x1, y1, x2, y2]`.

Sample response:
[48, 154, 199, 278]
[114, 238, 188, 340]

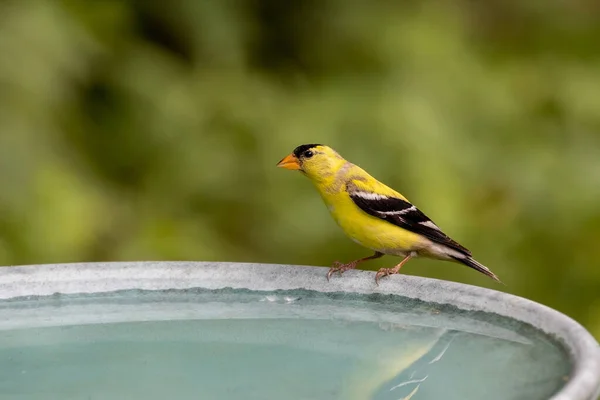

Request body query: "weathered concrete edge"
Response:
[0, 261, 598, 400]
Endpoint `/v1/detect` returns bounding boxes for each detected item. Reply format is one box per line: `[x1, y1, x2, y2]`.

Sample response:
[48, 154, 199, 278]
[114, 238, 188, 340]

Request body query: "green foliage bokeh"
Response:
[0, 0, 599, 338]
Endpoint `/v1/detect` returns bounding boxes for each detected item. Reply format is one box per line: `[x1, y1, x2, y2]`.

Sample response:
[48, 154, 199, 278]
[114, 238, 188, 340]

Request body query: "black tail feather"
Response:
[451, 256, 503, 284]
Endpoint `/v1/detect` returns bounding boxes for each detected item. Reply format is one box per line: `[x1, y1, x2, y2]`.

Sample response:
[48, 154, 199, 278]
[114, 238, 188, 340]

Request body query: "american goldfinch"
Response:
[277, 144, 501, 285]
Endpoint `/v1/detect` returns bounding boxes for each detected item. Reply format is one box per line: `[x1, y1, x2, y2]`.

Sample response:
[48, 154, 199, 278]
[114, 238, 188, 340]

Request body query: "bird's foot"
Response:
[326, 261, 357, 282]
[374, 254, 413, 286]
[375, 267, 400, 286]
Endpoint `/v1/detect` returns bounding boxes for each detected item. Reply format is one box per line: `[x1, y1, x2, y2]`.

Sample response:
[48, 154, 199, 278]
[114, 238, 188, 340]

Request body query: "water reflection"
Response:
[0, 289, 571, 400]
[385, 331, 457, 399]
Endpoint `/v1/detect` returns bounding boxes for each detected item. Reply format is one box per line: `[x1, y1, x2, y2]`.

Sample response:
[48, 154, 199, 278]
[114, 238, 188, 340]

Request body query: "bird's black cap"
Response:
[293, 144, 322, 158]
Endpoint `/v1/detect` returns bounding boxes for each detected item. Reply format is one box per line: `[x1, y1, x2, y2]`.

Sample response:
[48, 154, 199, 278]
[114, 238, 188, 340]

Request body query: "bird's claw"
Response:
[375, 268, 394, 286]
[326, 261, 355, 282]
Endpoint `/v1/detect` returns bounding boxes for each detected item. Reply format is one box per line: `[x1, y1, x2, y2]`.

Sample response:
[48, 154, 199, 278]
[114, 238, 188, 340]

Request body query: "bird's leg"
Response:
[327, 252, 383, 282]
[375, 253, 414, 286]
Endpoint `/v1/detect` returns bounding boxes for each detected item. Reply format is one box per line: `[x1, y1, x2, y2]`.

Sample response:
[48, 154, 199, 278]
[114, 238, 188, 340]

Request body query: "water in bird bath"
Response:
[0, 288, 570, 400]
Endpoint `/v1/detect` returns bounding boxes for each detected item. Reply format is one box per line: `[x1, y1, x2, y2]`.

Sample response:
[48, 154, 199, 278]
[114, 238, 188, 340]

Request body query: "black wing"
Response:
[349, 190, 471, 256]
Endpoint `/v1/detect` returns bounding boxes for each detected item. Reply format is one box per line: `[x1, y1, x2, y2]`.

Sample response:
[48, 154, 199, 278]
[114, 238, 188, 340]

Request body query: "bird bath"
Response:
[0, 262, 598, 400]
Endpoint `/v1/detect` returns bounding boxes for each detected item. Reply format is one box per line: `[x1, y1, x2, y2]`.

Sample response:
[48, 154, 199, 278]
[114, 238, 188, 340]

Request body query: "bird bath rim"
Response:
[0, 261, 598, 400]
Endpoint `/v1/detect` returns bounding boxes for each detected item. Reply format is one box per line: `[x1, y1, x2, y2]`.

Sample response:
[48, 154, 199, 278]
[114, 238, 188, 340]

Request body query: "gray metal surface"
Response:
[0, 261, 598, 400]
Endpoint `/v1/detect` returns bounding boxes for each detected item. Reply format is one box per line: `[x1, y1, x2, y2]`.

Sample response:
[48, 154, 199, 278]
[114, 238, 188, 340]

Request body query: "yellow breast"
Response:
[319, 190, 423, 256]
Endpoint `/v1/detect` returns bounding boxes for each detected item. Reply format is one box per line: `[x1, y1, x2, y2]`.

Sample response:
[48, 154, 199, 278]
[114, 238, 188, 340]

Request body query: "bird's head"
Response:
[277, 144, 346, 181]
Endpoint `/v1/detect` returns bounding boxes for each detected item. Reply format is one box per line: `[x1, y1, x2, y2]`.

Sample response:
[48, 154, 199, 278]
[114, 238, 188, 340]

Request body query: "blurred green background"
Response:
[0, 0, 599, 338]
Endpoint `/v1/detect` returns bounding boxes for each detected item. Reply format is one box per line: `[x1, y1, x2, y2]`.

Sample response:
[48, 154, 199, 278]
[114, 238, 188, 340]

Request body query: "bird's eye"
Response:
[303, 150, 313, 158]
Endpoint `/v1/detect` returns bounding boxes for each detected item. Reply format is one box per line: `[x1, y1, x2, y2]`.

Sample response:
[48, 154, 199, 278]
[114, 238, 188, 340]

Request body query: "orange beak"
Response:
[276, 153, 301, 170]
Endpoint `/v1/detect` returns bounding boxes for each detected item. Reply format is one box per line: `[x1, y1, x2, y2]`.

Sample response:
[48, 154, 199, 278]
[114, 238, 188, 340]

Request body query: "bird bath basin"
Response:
[0, 262, 598, 400]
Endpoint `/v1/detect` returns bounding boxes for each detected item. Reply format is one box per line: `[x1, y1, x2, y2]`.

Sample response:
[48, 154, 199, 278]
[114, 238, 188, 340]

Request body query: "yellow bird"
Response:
[277, 144, 501, 285]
